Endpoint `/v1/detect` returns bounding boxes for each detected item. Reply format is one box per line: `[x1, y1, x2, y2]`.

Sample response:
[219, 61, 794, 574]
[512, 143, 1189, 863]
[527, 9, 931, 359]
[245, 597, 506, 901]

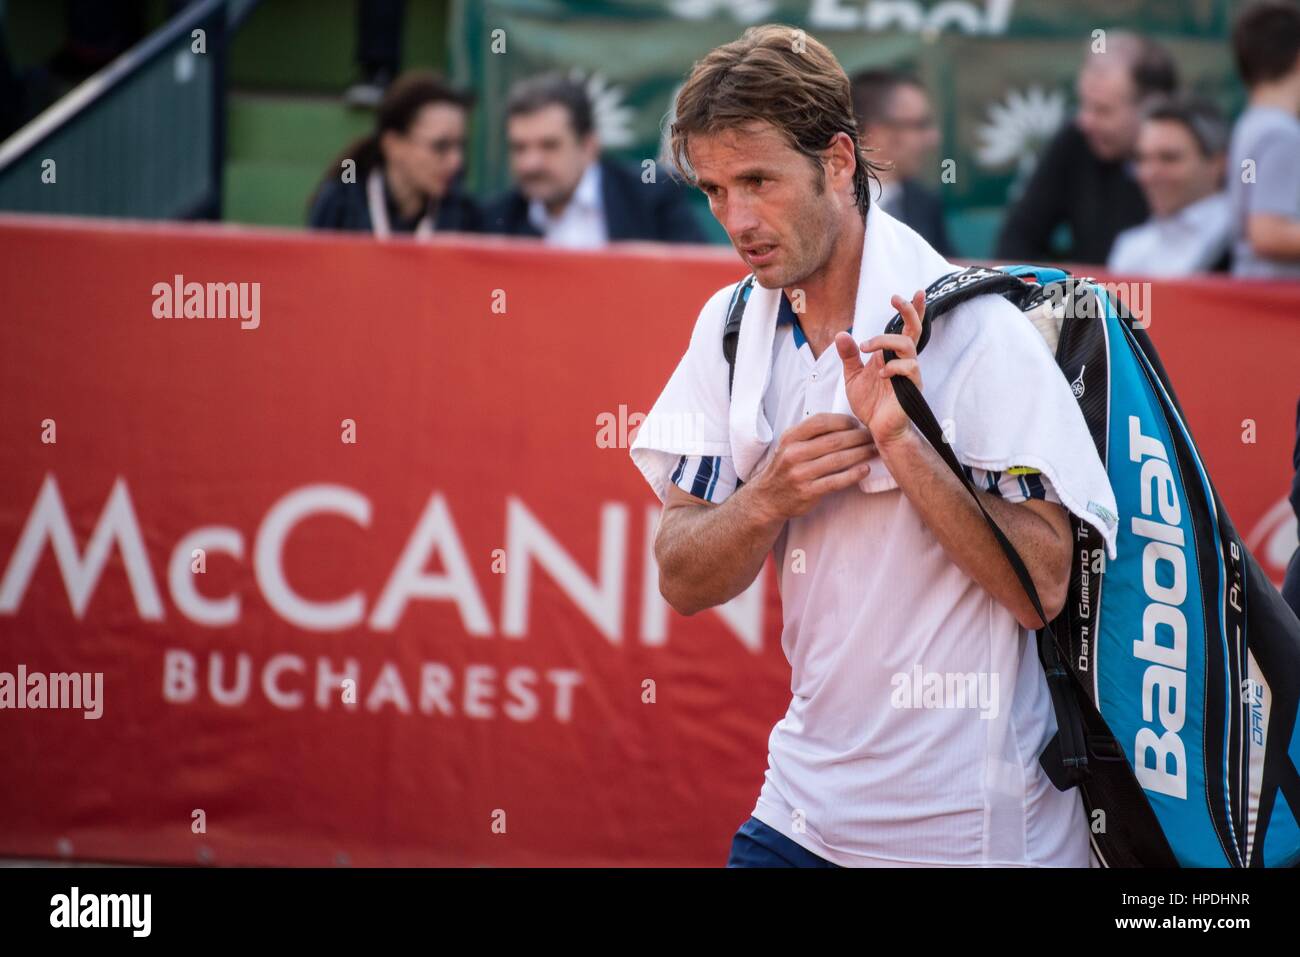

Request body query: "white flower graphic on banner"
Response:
[975, 85, 1067, 184]
[570, 69, 635, 149]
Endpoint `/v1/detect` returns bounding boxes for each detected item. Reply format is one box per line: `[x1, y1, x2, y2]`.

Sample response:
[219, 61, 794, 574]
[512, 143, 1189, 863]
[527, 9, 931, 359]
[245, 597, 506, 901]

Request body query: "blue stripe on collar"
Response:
[776, 292, 807, 348]
[776, 291, 795, 325]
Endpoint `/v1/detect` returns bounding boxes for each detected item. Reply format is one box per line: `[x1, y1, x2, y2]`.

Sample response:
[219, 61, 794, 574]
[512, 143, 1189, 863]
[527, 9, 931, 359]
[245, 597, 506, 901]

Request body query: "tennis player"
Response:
[631, 25, 1118, 867]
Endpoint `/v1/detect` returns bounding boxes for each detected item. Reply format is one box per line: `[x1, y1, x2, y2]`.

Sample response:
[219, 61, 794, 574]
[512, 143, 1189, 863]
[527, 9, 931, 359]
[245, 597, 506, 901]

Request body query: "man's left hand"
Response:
[834, 289, 926, 448]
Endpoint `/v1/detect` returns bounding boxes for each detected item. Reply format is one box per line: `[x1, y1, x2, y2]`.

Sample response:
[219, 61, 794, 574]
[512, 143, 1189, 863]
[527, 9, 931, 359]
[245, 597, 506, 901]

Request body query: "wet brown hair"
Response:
[669, 24, 884, 218]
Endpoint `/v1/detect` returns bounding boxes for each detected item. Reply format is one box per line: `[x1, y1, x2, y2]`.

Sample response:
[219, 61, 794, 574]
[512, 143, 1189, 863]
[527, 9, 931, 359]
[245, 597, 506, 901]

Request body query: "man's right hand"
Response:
[748, 413, 877, 520]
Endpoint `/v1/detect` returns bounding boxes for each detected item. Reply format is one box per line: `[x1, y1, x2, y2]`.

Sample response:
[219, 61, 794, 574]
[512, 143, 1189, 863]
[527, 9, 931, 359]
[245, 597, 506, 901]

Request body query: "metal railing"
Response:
[0, 0, 260, 221]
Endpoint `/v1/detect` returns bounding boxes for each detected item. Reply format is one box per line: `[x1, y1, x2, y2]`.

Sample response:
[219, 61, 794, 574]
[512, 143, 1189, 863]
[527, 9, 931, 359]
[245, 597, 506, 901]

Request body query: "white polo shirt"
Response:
[672, 291, 1090, 867]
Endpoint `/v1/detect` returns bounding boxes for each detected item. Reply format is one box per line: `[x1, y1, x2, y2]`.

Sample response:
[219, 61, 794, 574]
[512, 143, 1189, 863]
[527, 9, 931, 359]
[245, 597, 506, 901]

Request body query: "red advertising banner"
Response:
[0, 215, 1296, 866]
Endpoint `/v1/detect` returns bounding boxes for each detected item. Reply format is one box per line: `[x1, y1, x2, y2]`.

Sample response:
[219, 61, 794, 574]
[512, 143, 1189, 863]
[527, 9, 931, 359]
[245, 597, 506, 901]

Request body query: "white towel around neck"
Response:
[630, 203, 1119, 557]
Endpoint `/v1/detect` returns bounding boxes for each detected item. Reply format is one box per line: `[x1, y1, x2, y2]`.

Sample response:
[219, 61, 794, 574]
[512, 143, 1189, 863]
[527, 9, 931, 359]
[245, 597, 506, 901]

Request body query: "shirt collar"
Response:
[527, 160, 602, 232]
[381, 171, 431, 229]
[572, 160, 602, 209]
[775, 291, 797, 326]
[775, 292, 810, 349]
[1168, 191, 1226, 228]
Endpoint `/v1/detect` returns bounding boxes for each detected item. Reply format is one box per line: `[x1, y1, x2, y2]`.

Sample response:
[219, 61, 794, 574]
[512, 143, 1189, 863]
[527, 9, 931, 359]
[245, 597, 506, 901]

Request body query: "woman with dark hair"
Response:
[308, 71, 480, 237]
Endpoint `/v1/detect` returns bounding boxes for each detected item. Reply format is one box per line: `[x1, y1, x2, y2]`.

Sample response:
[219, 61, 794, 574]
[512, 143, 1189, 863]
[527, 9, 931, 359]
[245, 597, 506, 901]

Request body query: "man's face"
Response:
[1134, 119, 1223, 218]
[688, 122, 845, 288]
[861, 83, 940, 180]
[382, 102, 466, 200]
[506, 104, 597, 207]
[1075, 63, 1142, 162]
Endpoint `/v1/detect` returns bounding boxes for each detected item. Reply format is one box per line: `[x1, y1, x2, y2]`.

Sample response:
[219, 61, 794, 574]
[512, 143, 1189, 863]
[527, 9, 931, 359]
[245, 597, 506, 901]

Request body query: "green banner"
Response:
[451, 0, 1246, 253]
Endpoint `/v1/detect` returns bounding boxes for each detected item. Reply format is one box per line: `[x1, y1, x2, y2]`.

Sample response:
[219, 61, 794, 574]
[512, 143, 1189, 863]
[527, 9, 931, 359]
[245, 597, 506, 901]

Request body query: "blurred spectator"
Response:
[1227, 0, 1300, 280]
[345, 0, 405, 109]
[47, 0, 143, 83]
[1107, 96, 1230, 276]
[308, 71, 479, 237]
[0, 6, 22, 140]
[484, 72, 705, 247]
[15, 0, 196, 131]
[850, 69, 953, 256]
[996, 32, 1178, 265]
[1285, 399, 1300, 619]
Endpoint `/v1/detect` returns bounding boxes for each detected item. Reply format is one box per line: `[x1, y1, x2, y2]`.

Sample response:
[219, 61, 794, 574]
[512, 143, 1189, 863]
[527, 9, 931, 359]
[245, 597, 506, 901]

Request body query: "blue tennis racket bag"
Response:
[872, 264, 1300, 867]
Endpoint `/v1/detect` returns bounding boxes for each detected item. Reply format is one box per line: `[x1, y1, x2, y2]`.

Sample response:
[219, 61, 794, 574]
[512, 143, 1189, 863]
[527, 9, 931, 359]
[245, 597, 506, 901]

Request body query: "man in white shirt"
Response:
[635, 25, 1113, 867]
[1107, 97, 1231, 276]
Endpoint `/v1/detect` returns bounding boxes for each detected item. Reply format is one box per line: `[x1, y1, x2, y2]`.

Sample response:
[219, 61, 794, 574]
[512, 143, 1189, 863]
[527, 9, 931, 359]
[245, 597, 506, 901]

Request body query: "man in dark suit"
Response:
[850, 69, 953, 257]
[484, 72, 706, 246]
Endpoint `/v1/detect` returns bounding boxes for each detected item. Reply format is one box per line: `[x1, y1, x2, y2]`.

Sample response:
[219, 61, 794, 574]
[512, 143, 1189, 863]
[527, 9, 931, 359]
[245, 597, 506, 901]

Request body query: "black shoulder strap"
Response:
[881, 266, 1027, 345]
[723, 267, 1025, 394]
[722, 274, 756, 398]
[881, 266, 1091, 791]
